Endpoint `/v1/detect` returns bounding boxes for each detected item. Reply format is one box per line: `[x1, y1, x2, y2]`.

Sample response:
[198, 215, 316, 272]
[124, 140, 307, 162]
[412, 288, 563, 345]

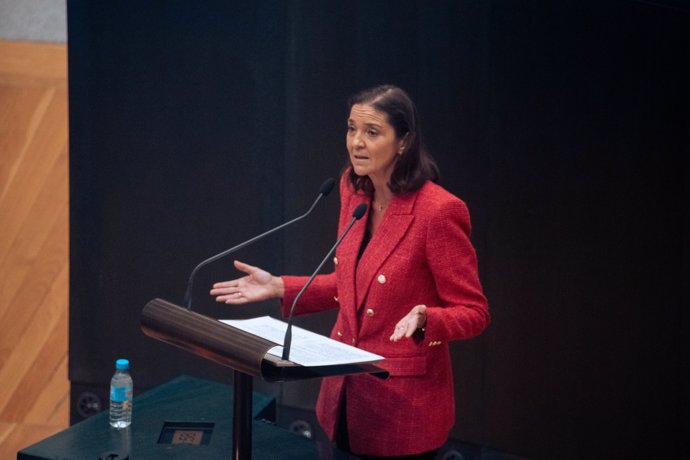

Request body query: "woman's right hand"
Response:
[210, 260, 284, 304]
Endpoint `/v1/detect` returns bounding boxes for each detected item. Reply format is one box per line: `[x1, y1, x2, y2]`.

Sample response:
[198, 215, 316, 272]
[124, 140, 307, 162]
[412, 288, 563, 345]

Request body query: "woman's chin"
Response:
[351, 165, 369, 177]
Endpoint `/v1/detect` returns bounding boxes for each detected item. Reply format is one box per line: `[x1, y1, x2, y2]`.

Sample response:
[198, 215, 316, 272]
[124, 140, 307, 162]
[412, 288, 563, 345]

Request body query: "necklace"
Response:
[373, 198, 390, 212]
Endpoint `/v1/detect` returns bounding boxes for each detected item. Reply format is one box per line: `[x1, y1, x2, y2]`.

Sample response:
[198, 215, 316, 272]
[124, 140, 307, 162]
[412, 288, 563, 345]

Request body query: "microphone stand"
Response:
[282, 203, 367, 361]
[183, 178, 335, 309]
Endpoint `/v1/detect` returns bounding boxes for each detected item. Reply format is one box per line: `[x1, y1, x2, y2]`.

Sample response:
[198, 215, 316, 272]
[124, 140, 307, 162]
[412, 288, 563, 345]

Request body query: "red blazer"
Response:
[281, 175, 489, 457]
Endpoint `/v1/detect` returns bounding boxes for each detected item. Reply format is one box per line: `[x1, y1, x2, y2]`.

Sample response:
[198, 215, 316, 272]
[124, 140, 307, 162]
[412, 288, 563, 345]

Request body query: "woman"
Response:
[211, 85, 490, 459]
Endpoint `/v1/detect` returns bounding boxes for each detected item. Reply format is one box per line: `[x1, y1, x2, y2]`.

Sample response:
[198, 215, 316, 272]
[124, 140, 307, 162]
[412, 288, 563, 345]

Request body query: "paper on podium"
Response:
[221, 316, 383, 367]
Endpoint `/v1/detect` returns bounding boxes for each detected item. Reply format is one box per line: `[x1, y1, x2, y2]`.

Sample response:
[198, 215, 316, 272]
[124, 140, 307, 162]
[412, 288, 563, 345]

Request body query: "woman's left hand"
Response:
[389, 304, 427, 342]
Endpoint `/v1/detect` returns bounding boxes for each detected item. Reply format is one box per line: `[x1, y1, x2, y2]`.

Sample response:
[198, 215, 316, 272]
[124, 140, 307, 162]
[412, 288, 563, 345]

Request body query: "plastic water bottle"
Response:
[109, 358, 133, 429]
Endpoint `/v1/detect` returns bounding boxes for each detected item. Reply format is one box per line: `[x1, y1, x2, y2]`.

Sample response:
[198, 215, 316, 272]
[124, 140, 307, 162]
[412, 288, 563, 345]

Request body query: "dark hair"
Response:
[346, 84, 439, 195]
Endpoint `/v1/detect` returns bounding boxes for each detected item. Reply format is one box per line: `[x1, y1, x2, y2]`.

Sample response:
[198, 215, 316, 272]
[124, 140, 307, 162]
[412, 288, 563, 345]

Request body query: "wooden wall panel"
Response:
[0, 40, 69, 454]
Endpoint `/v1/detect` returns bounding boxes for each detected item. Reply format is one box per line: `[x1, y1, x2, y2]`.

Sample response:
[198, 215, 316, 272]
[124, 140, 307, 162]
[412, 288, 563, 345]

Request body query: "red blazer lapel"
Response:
[355, 191, 417, 310]
[336, 193, 370, 333]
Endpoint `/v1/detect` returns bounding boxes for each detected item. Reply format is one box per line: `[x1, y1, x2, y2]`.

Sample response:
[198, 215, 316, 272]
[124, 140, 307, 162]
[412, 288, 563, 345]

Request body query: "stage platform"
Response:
[18, 375, 356, 459]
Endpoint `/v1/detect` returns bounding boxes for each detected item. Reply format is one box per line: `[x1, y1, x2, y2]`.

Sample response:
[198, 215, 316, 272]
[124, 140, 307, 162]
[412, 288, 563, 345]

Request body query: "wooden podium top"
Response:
[141, 298, 389, 382]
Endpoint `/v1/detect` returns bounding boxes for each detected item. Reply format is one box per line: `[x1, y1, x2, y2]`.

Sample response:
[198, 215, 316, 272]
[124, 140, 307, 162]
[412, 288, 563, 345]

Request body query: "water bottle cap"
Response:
[115, 359, 129, 370]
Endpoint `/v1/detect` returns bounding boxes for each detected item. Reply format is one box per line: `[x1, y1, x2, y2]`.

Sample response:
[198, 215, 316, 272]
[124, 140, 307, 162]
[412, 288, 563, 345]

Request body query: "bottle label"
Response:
[111, 386, 133, 402]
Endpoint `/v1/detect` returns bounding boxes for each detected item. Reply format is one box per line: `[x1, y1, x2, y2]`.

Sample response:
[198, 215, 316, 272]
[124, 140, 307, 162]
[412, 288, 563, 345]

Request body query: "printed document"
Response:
[220, 316, 383, 366]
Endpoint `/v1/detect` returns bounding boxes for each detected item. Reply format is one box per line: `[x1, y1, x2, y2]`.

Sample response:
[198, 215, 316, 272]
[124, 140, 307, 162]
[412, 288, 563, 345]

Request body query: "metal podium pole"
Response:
[233, 370, 253, 460]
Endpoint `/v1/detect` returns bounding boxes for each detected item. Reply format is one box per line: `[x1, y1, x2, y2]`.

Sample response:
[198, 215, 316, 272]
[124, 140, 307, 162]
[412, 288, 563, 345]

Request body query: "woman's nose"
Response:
[353, 132, 365, 147]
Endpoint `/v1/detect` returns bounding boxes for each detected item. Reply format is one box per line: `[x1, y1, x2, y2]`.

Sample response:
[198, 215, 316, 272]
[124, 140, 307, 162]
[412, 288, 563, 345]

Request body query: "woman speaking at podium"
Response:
[211, 85, 490, 459]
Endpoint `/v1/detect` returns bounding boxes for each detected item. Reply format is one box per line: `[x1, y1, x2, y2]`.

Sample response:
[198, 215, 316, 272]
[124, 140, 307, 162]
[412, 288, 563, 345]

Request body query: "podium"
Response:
[139, 298, 388, 460]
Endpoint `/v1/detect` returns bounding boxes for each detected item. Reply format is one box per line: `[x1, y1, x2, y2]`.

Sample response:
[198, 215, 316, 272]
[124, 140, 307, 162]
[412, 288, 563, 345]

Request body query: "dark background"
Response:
[67, 1, 688, 459]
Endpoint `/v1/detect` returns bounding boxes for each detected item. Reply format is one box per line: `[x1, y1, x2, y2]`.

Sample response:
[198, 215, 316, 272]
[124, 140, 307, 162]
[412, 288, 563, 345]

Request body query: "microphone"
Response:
[183, 177, 336, 309]
[281, 203, 367, 361]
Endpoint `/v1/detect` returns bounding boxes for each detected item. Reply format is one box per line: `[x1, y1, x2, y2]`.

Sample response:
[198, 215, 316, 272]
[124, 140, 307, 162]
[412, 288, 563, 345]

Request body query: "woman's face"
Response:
[347, 104, 405, 185]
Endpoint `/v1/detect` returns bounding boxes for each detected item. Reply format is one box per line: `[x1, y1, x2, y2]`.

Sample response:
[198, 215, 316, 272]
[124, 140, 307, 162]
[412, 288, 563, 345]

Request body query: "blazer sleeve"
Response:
[279, 272, 339, 319]
[423, 198, 490, 342]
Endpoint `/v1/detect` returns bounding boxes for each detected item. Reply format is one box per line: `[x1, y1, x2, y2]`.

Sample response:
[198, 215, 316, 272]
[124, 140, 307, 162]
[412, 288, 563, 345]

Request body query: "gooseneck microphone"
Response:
[281, 203, 367, 361]
[183, 177, 336, 309]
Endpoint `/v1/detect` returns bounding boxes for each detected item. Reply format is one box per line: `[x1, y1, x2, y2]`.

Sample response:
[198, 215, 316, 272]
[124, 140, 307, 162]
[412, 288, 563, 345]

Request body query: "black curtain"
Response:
[68, 1, 688, 458]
